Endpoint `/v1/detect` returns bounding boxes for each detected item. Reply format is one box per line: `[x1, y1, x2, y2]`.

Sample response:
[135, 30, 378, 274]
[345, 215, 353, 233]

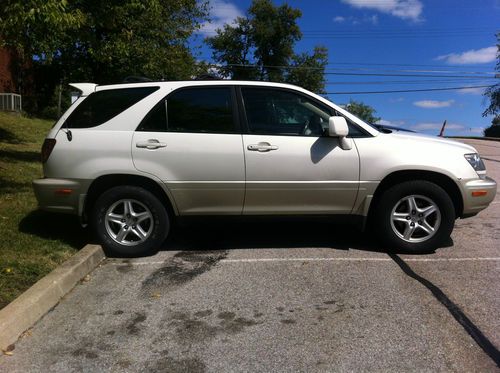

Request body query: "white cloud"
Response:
[435, 46, 497, 65]
[411, 122, 464, 131]
[413, 99, 454, 108]
[376, 119, 394, 126]
[376, 119, 406, 126]
[457, 87, 486, 95]
[341, 0, 423, 21]
[368, 14, 379, 25]
[198, 0, 243, 36]
[469, 127, 485, 134]
[389, 97, 405, 103]
[334, 14, 379, 25]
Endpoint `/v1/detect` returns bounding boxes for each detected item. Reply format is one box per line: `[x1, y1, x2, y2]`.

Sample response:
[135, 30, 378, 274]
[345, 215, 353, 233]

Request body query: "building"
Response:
[0, 47, 22, 111]
[0, 47, 16, 93]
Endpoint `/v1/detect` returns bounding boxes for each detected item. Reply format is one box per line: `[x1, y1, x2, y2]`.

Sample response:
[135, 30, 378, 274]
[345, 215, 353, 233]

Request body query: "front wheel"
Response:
[374, 180, 455, 252]
[92, 186, 169, 257]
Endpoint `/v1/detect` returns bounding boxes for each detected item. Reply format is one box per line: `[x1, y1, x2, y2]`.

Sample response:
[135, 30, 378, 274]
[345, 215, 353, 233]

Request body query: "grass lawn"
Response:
[0, 112, 88, 309]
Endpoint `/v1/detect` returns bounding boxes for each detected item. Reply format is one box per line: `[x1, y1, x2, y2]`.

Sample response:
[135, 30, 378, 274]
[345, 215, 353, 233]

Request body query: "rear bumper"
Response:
[32, 178, 89, 215]
[460, 176, 497, 217]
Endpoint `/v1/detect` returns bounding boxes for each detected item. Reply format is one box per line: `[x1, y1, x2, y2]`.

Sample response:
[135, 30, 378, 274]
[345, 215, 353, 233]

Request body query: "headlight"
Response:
[464, 153, 485, 172]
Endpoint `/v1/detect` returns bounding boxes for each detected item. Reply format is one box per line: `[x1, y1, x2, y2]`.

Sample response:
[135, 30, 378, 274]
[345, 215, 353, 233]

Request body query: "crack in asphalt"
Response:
[390, 254, 500, 368]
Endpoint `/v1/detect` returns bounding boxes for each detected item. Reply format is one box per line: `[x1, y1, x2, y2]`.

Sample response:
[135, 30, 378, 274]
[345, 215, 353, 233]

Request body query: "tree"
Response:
[483, 33, 499, 117]
[0, 0, 84, 102]
[0, 0, 209, 115]
[0, 0, 84, 58]
[345, 100, 380, 124]
[248, 0, 301, 82]
[286, 47, 328, 94]
[205, 17, 257, 80]
[59, 0, 208, 84]
[484, 116, 500, 138]
[206, 0, 327, 93]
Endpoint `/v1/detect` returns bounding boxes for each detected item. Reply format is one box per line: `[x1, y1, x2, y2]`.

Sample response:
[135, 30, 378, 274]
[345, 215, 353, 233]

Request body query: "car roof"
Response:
[95, 80, 304, 91]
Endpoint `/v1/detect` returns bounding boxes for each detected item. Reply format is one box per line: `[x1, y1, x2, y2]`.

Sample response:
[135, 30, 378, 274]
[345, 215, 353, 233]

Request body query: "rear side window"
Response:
[138, 86, 236, 133]
[66, 87, 159, 128]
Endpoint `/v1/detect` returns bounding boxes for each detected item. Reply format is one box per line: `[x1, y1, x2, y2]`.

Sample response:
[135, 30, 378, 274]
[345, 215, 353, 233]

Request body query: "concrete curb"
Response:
[0, 244, 105, 350]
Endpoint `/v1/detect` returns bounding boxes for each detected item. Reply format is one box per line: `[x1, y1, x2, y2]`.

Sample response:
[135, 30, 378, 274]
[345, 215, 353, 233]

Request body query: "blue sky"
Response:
[191, 0, 499, 136]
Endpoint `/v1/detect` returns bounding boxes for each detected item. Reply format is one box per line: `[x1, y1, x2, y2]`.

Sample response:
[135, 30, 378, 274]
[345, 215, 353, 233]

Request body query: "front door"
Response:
[240, 87, 360, 214]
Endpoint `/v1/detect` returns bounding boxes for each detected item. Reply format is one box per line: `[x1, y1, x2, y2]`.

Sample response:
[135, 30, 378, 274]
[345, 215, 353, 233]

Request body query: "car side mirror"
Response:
[328, 116, 352, 150]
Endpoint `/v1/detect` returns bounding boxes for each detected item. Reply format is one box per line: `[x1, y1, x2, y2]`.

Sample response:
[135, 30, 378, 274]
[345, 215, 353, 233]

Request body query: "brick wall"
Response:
[0, 47, 16, 93]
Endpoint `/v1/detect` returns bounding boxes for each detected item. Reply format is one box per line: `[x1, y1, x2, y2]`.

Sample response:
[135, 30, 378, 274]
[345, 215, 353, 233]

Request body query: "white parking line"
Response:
[221, 257, 500, 263]
[109, 257, 500, 266]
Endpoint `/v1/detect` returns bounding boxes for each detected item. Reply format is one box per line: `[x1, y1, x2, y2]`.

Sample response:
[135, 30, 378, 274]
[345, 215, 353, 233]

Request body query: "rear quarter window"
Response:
[65, 86, 159, 128]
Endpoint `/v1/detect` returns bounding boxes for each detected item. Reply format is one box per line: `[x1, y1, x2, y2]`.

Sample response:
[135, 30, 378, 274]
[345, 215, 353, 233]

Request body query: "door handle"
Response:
[247, 142, 279, 152]
[136, 139, 167, 150]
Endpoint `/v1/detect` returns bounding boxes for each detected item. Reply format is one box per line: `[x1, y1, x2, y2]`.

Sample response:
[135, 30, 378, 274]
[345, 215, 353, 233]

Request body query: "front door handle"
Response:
[136, 139, 167, 150]
[247, 142, 279, 152]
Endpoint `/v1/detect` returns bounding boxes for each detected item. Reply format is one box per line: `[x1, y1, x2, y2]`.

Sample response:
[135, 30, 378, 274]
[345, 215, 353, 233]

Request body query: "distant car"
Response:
[33, 80, 497, 256]
[372, 124, 416, 133]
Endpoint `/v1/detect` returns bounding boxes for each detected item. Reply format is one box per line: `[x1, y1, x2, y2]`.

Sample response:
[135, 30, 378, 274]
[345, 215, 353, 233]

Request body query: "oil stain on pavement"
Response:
[140, 250, 228, 296]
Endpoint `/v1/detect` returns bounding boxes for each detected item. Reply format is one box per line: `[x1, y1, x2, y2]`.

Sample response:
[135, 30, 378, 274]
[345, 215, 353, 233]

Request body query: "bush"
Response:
[484, 116, 500, 138]
[484, 125, 500, 137]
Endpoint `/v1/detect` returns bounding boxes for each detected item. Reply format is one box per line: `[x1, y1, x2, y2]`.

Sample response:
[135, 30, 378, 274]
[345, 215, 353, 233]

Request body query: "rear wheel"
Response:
[374, 180, 455, 252]
[92, 186, 169, 257]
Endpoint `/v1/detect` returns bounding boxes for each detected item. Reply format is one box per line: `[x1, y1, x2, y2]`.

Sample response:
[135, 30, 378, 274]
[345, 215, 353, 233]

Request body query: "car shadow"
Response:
[160, 217, 454, 256]
[18, 212, 454, 256]
[18, 210, 96, 249]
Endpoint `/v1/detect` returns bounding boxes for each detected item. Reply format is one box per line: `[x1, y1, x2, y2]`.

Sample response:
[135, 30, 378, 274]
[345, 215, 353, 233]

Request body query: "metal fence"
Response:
[0, 93, 22, 112]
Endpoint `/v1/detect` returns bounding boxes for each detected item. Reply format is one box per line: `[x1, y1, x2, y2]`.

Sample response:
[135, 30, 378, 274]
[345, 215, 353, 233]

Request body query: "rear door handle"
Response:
[247, 142, 279, 152]
[136, 139, 167, 150]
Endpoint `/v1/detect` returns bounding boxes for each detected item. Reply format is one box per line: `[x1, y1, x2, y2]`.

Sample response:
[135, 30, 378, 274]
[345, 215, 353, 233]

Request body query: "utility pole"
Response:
[438, 120, 447, 137]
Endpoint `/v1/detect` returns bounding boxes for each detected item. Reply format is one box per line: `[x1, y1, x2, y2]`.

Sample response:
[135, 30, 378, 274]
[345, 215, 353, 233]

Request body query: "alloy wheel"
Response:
[390, 194, 441, 243]
[104, 199, 153, 246]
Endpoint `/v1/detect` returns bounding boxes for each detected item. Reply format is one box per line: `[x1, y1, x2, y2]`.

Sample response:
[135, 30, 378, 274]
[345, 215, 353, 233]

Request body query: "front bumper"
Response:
[460, 176, 497, 217]
[32, 178, 88, 215]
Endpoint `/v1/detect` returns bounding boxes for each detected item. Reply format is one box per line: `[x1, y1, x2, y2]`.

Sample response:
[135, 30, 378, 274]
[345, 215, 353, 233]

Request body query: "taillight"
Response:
[41, 139, 56, 163]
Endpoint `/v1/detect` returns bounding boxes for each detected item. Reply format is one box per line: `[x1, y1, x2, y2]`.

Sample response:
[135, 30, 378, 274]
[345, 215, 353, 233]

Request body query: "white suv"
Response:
[33, 80, 497, 256]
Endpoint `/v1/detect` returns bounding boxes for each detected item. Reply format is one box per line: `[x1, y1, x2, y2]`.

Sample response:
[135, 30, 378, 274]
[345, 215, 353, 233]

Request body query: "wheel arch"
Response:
[368, 170, 464, 221]
[83, 174, 177, 222]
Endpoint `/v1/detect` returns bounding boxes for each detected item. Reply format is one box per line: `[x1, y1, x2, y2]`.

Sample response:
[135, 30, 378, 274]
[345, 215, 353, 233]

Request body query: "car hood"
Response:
[381, 131, 477, 153]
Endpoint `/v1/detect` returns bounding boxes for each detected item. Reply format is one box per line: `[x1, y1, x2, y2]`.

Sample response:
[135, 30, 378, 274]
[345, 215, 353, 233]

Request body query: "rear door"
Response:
[132, 86, 245, 215]
[240, 86, 360, 214]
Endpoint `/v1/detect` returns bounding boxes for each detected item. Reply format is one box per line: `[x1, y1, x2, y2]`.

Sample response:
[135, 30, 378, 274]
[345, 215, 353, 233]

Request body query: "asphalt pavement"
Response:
[1, 139, 499, 372]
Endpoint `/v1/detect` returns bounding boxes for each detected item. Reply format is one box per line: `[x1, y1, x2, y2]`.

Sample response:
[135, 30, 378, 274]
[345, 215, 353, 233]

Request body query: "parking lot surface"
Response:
[2, 139, 499, 372]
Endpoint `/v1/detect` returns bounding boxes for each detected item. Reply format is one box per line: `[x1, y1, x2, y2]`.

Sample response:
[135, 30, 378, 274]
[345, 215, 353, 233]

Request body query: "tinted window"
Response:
[166, 87, 235, 133]
[138, 101, 167, 132]
[66, 87, 159, 128]
[242, 88, 332, 136]
[137, 87, 235, 133]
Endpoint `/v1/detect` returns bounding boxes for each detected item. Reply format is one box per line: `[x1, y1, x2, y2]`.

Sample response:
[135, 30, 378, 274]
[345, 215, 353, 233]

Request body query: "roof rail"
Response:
[122, 76, 153, 83]
[193, 74, 223, 81]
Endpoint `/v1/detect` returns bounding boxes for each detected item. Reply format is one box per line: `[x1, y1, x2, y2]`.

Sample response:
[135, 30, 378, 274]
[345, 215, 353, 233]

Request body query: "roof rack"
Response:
[122, 76, 153, 83]
[193, 74, 222, 81]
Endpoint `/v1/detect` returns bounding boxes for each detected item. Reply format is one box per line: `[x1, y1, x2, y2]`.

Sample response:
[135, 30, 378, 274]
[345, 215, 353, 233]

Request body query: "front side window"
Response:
[138, 86, 235, 133]
[66, 87, 159, 128]
[242, 88, 332, 136]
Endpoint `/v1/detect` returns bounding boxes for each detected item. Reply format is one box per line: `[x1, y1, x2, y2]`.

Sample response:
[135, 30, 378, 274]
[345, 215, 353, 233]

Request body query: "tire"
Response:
[373, 180, 455, 253]
[92, 185, 169, 257]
